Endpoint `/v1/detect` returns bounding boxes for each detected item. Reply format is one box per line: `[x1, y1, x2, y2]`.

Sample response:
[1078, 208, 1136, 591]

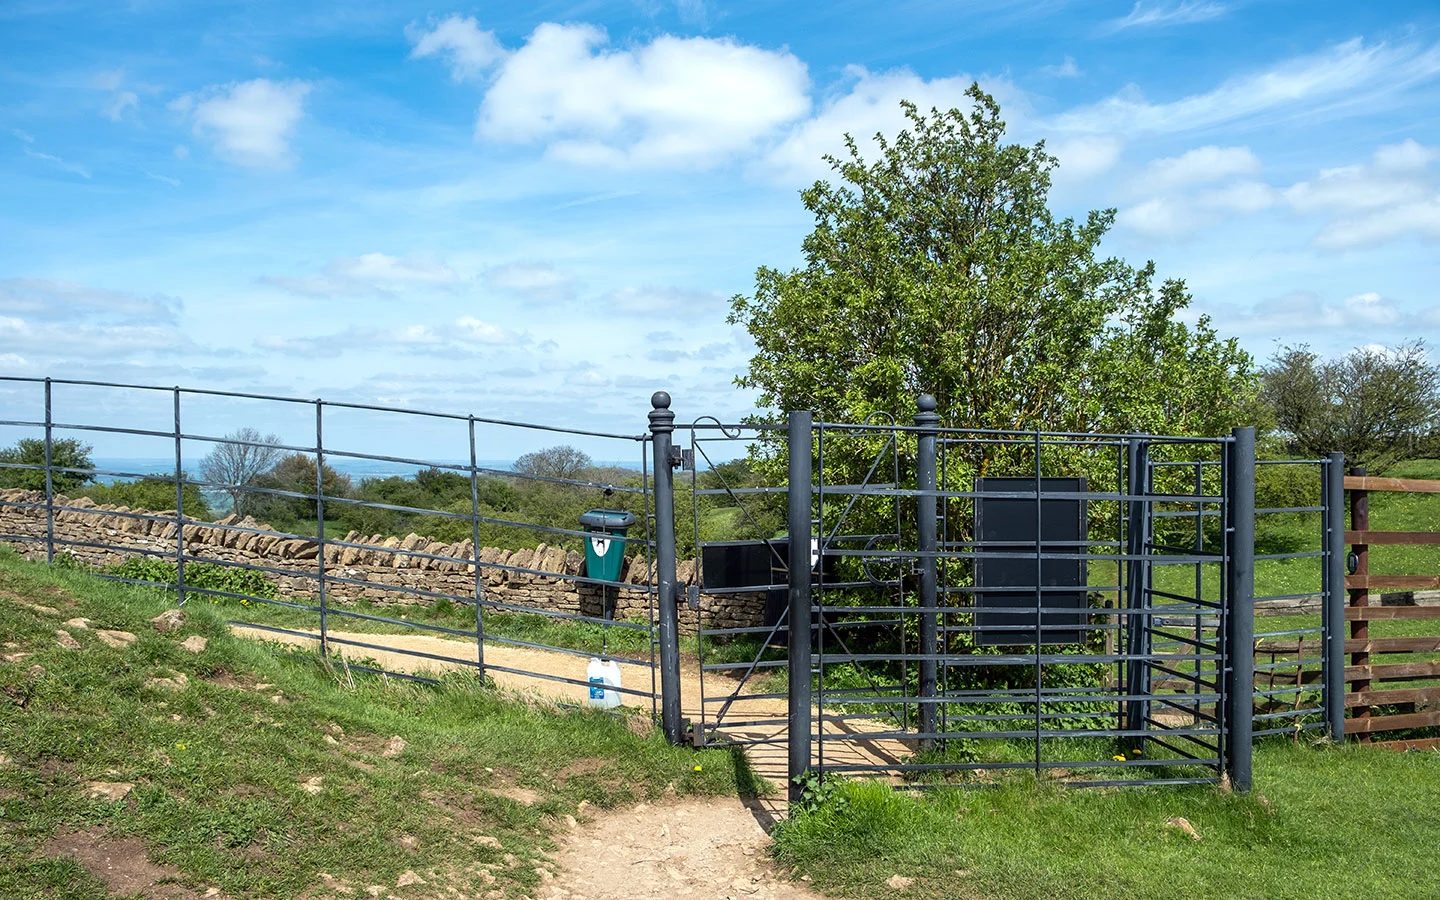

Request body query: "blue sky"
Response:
[3, 0, 1440, 458]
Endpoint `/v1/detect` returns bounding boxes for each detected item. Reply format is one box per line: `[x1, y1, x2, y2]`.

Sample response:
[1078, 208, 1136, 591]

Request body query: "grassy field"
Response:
[774, 739, 1440, 900]
[0, 549, 759, 899]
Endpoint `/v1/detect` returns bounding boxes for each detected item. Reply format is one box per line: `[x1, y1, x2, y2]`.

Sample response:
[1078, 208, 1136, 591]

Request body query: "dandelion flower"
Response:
[693, 765, 703, 773]
[1112, 755, 1126, 762]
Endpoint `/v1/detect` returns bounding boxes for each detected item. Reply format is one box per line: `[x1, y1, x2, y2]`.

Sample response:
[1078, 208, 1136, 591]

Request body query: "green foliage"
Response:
[729, 87, 1258, 443]
[1262, 341, 1440, 470]
[0, 437, 95, 493]
[80, 474, 212, 519]
[249, 452, 353, 523]
[513, 445, 593, 480]
[108, 557, 277, 602]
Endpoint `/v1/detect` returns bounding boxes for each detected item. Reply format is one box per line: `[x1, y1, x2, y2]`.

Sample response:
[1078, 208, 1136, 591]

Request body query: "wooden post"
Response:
[1348, 467, 1370, 742]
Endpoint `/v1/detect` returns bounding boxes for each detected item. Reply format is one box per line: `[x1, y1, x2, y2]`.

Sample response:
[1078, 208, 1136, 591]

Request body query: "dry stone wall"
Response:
[0, 489, 766, 633]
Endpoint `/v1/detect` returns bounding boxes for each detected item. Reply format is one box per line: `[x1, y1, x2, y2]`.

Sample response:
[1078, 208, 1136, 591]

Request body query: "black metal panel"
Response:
[973, 477, 1088, 646]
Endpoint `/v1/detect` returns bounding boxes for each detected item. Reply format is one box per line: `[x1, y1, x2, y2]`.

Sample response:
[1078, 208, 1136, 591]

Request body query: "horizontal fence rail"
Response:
[0, 376, 667, 716]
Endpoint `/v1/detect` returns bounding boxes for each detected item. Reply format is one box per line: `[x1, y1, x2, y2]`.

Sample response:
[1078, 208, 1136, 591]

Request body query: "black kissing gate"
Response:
[665, 396, 1349, 799]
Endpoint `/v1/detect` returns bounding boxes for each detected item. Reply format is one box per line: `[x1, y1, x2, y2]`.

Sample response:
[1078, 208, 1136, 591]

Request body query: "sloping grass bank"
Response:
[773, 740, 1440, 900]
[0, 549, 755, 899]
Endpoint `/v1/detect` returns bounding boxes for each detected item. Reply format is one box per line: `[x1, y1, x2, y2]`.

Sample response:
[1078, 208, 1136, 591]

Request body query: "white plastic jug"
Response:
[587, 657, 622, 709]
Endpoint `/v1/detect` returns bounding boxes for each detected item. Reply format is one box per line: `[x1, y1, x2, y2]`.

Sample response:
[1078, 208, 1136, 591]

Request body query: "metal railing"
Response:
[0, 376, 669, 714]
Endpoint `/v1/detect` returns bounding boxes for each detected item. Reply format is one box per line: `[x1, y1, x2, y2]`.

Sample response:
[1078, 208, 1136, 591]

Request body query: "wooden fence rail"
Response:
[1341, 471, 1440, 749]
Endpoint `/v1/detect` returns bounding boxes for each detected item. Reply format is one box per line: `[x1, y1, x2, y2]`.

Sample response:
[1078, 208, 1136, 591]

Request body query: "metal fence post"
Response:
[1224, 426, 1256, 791]
[173, 388, 187, 607]
[1123, 439, 1151, 740]
[1323, 452, 1347, 741]
[914, 394, 940, 749]
[649, 392, 683, 745]
[43, 378, 54, 564]
[787, 409, 814, 800]
[469, 416, 487, 680]
[315, 400, 328, 658]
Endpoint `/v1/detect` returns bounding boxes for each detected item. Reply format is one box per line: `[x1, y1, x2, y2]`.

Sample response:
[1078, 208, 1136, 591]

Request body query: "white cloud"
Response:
[1197, 180, 1277, 214]
[1041, 57, 1081, 78]
[260, 253, 458, 298]
[1117, 196, 1192, 238]
[407, 15, 506, 82]
[256, 316, 524, 359]
[1105, 1, 1227, 32]
[0, 279, 182, 324]
[602, 285, 725, 316]
[1117, 146, 1271, 237]
[763, 66, 1006, 183]
[1050, 135, 1124, 180]
[1142, 145, 1259, 190]
[105, 90, 138, 121]
[1194, 290, 1412, 336]
[173, 79, 311, 169]
[474, 23, 811, 168]
[482, 262, 576, 305]
[1284, 139, 1440, 249]
[1053, 39, 1440, 136]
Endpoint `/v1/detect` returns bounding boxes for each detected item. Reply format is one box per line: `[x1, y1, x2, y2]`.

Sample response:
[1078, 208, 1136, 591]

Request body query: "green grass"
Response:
[0, 549, 759, 899]
[774, 740, 1440, 899]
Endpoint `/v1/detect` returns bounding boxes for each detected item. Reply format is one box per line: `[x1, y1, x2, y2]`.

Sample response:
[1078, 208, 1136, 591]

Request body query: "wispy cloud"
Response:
[1054, 39, 1440, 136]
[1041, 56, 1081, 78]
[1104, 1, 1227, 33]
[260, 253, 458, 298]
[407, 15, 506, 82]
[21, 147, 90, 178]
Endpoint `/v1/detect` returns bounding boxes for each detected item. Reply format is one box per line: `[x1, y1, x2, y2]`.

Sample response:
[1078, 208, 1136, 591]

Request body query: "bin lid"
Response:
[579, 508, 637, 529]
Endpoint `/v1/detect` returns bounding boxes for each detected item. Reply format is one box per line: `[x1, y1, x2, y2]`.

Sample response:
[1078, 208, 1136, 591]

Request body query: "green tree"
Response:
[513, 446, 594, 481]
[1262, 341, 1440, 470]
[0, 437, 95, 493]
[250, 453, 352, 523]
[81, 475, 212, 519]
[729, 88, 1257, 448]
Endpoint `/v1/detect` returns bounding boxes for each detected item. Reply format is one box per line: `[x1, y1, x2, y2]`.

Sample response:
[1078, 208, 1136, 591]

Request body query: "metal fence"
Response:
[0, 375, 669, 713]
[0, 376, 1360, 797]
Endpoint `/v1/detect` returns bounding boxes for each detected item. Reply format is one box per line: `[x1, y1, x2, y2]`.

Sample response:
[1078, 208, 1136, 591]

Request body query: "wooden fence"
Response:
[1343, 473, 1440, 748]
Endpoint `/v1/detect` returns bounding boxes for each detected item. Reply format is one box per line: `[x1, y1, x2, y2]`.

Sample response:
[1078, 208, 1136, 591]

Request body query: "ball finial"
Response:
[651, 391, 672, 410]
[917, 393, 937, 413]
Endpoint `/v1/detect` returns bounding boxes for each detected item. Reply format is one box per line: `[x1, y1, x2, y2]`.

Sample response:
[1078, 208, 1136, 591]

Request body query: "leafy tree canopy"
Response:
[729, 87, 1258, 448]
[513, 446, 593, 481]
[1262, 341, 1440, 471]
[0, 437, 95, 493]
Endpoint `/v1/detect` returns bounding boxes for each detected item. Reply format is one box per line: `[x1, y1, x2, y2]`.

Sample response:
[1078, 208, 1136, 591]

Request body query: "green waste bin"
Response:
[579, 509, 637, 582]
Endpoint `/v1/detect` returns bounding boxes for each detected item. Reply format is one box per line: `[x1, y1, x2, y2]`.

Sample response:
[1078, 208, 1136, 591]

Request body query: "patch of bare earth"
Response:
[540, 799, 821, 900]
[41, 826, 223, 899]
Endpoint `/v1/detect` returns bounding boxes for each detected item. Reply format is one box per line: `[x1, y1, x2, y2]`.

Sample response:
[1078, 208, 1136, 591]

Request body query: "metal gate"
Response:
[783, 401, 1270, 794]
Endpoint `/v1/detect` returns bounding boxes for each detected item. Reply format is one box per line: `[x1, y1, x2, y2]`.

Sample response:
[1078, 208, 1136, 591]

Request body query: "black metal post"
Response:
[649, 391, 683, 745]
[173, 388, 187, 607]
[1224, 426, 1256, 791]
[1123, 439, 1151, 739]
[315, 400, 328, 658]
[1323, 451, 1346, 741]
[469, 416, 487, 679]
[43, 378, 54, 564]
[914, 394, 939, 749]
[787, 409, 814, 801]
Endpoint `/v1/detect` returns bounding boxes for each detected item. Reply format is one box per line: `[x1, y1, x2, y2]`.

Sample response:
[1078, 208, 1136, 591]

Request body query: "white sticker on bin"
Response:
[590, 536, 611, 557]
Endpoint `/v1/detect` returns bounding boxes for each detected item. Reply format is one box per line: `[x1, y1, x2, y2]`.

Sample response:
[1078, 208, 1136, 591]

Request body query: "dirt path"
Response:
[229, 625, 910, 787]
[229, 625, 904, 898]
[538, 798, 823, 900]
